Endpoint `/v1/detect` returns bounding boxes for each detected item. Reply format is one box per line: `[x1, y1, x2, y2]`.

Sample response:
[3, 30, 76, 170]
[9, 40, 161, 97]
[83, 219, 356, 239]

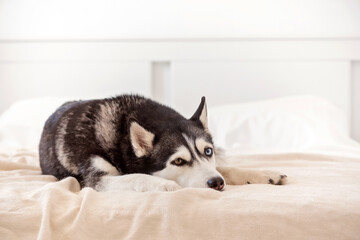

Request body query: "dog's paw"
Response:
[262, 171, 287, 185]
[133, 179, 182, 192]
[217, 167, 287, 186]
[155, 180, 182, 192]
[99, 174, 182, 192]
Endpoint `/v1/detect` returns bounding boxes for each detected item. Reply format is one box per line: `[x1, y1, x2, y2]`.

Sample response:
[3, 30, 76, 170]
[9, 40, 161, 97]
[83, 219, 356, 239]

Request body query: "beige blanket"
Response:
[1, 148, 360, 240]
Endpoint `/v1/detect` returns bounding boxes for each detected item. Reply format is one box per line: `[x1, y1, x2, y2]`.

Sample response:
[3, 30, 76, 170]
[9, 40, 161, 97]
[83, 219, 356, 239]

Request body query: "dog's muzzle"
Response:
[207, 177, 225, 191]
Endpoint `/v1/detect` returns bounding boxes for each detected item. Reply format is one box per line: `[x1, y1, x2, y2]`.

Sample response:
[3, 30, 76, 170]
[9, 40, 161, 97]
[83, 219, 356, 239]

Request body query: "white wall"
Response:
[1, 0, 360, 40]
[1, 0, 360, 140]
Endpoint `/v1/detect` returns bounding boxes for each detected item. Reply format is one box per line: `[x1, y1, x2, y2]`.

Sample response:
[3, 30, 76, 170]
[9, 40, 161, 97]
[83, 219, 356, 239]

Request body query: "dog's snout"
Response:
[207, 177, 224, 191]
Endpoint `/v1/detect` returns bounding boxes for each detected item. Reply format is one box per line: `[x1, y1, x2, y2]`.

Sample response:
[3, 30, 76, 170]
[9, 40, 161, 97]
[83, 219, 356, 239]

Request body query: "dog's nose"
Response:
[207, 177, 225, 191]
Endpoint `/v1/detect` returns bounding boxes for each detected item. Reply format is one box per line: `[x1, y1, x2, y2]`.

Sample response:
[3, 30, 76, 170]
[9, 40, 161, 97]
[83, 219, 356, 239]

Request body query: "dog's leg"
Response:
[95, 174, 182, 192]
[83, 155, 182, 192]
[217, 166, 287, 185]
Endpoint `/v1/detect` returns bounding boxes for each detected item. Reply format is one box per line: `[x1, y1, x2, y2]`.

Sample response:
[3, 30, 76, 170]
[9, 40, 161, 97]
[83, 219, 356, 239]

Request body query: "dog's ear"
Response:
[190, 96, 208, 130]
[129, 121, 155, 158]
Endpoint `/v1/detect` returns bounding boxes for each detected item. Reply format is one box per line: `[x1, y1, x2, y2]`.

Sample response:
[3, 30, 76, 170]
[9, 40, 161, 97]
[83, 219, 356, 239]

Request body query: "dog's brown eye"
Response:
[204, 147, 213, 157]
[172, 158, 186, 166]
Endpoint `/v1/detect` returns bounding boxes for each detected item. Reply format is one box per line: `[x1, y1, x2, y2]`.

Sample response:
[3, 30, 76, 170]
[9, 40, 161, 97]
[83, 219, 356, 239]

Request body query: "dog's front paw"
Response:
[98, 174, 182, 192]
[133, 179, 182, 192]
[262, 171, 287, 185]
[216, 167, 287, 186]
[155, 180, 182, 192]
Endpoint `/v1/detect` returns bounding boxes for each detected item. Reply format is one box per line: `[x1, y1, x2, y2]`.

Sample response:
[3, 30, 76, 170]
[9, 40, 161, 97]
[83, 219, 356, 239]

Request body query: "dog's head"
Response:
[129, 97, 225, 191]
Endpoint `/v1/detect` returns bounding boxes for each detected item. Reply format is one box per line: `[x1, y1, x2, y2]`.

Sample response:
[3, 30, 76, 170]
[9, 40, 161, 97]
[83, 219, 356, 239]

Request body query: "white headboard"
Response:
[0, 39, 360, 140]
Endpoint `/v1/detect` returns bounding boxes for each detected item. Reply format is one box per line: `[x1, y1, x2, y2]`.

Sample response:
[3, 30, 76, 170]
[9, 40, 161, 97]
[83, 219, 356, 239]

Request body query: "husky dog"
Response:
[39, 95, 286, 192]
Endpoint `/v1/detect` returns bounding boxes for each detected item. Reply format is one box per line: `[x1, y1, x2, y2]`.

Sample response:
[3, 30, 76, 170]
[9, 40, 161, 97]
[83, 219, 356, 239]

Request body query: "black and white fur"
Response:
[39, 95, 287, 192]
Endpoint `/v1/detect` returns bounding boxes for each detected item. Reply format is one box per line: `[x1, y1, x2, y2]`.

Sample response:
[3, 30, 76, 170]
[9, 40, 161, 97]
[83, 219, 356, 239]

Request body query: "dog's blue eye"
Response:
[204, 148, 213, 157]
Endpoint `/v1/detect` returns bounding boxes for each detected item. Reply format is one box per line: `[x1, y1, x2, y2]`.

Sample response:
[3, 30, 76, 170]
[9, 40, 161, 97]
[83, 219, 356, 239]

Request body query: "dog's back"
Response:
[39, 99, 94, 182]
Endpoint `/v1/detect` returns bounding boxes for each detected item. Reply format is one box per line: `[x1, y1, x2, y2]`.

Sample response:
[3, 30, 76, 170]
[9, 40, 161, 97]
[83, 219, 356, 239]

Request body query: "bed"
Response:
[1, 96, 360, 240]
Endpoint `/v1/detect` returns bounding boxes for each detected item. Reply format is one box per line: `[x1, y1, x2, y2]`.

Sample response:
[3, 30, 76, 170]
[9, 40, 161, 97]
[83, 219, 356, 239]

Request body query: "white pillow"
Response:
[0, 97, 73, 150]
[1, 96, 359, 155]
[208, 96, 359, 155]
